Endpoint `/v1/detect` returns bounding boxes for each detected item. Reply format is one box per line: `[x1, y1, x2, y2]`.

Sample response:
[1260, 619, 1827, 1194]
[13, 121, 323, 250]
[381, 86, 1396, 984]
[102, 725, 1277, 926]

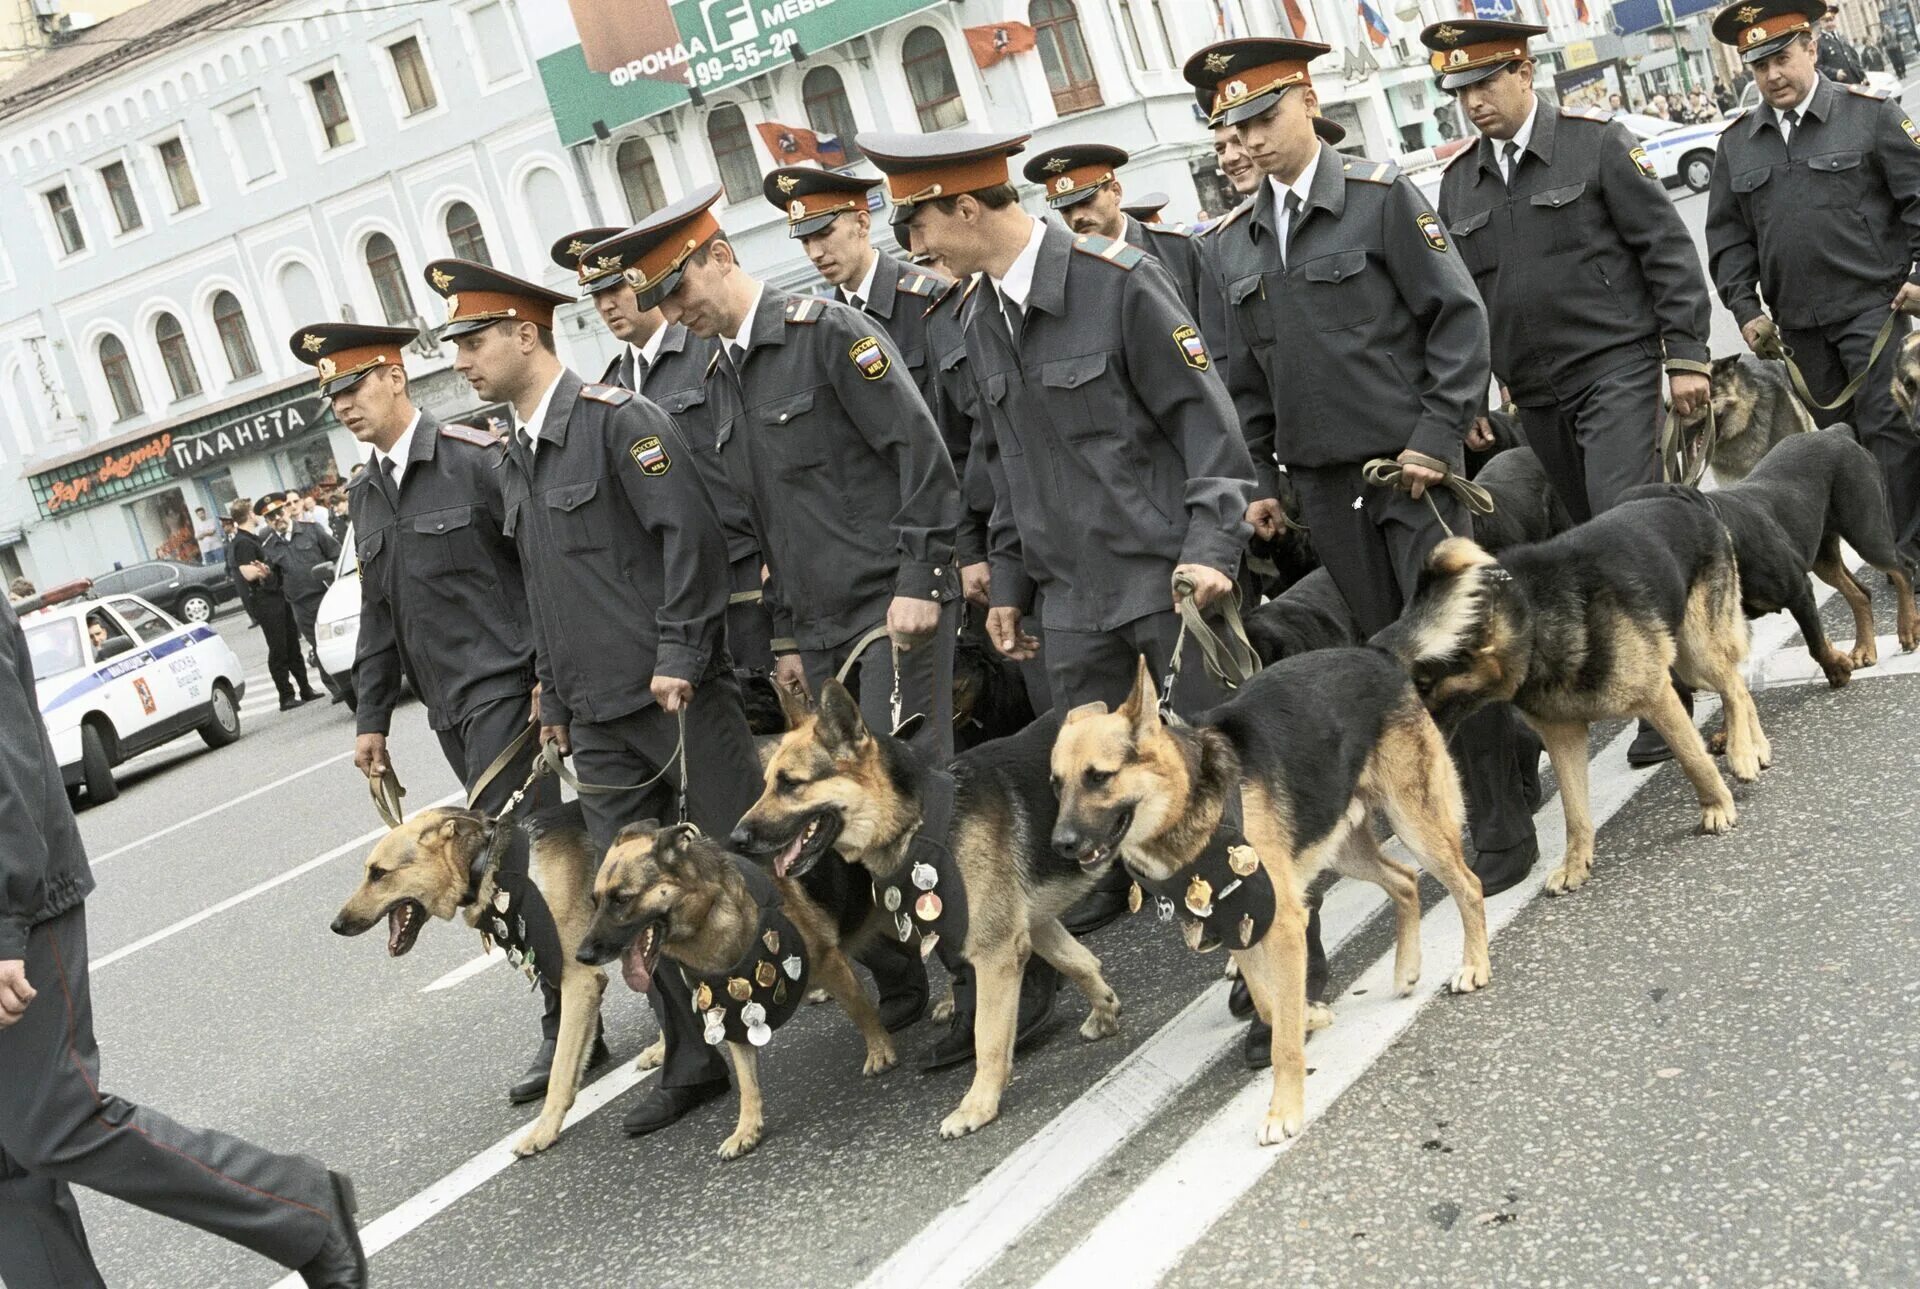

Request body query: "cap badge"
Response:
[1744, 25, 1765, 44]
[788, 199, 807, 220]
[1432, 23, 1462, 44]
[431, 268, 455, 291]
[1223, 78, 1248, 103]
[1054, 175, 1075, 193]
[1043, 156, 1071, 173]
[776, 174, 799, 193]
[317, 356, 336, 379]
[1203, 51, 1233, 73]
[300, 333, 324, 353]
[1736, 4, 1763, 20]
[593, 254, 621, 272]
[1448, 48, 1470, 65]
[445, 293, 460, 323]
[565, 238, 590, 256]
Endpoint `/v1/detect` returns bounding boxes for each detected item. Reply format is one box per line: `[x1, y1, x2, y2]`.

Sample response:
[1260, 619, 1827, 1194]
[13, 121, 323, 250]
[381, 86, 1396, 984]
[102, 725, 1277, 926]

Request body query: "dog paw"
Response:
[1700, 801, 1737, 834]
[717, 1125, 762, 1160]
[1305, 1002, 1335, 1032]
[930, 992, 955, 1025]
[805, 988, 831, 1005]
[1223, 957, 1241, 980]
[939, 1101, 999, 1139]
[1256, 1112, 1303, 1146]
[1820, 649, 1854, 689]
[1727, 750, 1761, 783]
[511, 1120, 562, 1158]
[1394, 959, 1422, 998]
[1448, 962, 1490, 994]
[1851, 641, 1879, 669]
[1544, 861, 1590, 895]
[1080, 1005, 1121, 1042]
[632, 1036, 665, 1072]
[863, 1042, 898, 1077]
[1707, 729, 1728, 756]
[1753, 736, 1773, 770]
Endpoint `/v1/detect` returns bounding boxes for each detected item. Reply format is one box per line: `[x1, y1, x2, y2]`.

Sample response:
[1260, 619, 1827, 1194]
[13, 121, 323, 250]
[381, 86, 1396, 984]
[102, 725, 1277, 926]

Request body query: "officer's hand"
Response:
[887, 595, 941, 649]
[960, 562, 991, 607]
[0, 960, 35, 1028]
[1245, 498, 1283, 541]
[1894, 283, 1920, 316]
[773, 654, 809, 696]
[987, 607, 1040, 660]
[1465, 417, 1497, 452]
[1173, 564, 1234, 610]
[1741, 315, 1774, 353]
[1669, 372, 1711, 418]
[651, 676, 694, 713]
[1394, 451, 1448, 501]
[354, 732, 389, 779]
[540, 723, 571, 756]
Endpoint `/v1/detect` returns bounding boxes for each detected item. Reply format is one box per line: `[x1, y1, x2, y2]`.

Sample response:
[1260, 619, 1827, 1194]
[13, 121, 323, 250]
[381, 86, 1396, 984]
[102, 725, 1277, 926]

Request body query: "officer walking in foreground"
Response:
[293, 322, 588, 1108]
[0, 594, 367, 1289]
[1707, 0, 1920, 561]
[1186, 38, 1541, 900]
[428, 258, 762, 1136]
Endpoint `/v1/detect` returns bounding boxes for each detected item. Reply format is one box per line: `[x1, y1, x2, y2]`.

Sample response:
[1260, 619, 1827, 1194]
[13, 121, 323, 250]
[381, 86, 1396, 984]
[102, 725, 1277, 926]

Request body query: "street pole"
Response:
[1663, 0, 1696, 95]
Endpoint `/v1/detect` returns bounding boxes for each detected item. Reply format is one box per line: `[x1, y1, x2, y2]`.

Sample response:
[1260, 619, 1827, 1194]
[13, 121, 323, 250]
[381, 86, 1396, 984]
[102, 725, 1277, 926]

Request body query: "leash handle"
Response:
[1359, 457, 1495, 540]
[369, 766, 407, 830]
[1661, 396, 1718, 488]
[1167, 571, 1261, 710]
[1756, 309, 1901, 414]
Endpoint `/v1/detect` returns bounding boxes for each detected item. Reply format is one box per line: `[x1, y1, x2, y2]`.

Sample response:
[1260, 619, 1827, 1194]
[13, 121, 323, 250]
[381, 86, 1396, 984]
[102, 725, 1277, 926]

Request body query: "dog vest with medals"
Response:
[471, 822, 567, 989]
[872, 766, 970, 965]
[1125, 790, 1276, 953]
[682, 859, 810, 1048]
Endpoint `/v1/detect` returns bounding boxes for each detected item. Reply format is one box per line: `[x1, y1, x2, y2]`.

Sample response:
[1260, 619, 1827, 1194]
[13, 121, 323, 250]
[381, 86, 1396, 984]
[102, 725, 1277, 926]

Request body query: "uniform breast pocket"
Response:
[1228, 274, 1274, 345]
[355, 525, 389, 590]
[1299, 250, 1376, 331]
[409, 505, 477, 577]
[657, 387, 715, 449]
[1528, 181, 1589, 252]
[1448, 208, 1495, 276]
[1037, 351, 1115, 441]
[752, 388, 828, 466]
[544, 479, 608, 553]
[1805, 151, 1867, 209]
[1731, 165, 1774, 216]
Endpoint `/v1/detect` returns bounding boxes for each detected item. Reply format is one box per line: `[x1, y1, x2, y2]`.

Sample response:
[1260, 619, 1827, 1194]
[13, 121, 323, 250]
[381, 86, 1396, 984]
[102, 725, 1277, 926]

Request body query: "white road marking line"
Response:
[89, 792, 460, 971]
[858, 881, 1390, 1289]
[1753, 634, 1918, 688]
[423, 947, 507, 992]
[264, 1062, 658, 1289]
[89, 751, 358, 865]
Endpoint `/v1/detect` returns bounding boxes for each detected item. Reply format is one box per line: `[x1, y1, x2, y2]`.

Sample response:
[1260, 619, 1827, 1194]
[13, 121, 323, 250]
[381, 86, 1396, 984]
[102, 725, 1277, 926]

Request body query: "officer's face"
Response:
[1233, 91, 1318, 179]
[905, 202, 983, 277]
[1455, 62, 1537, 140]
[1753, 35, 1819, 107]
[594, 282, 646, 342]
[657, 250, 732, 338]
[330, 366, 406, 443]
[1213, 126, 1259, 195]
[449, 322, 527, 401]
[1065, 182, 1125, 239]
[798, 211, 872, 286]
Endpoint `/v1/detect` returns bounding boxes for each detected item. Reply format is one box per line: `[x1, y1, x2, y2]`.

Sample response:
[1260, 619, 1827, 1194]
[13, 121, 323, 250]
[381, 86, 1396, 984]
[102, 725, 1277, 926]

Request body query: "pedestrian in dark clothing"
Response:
[227, 496, 319, 710]
[1817, 5, 1867, 82]
[1887, 40, 1906, 78]
[258, 493, 346, 702]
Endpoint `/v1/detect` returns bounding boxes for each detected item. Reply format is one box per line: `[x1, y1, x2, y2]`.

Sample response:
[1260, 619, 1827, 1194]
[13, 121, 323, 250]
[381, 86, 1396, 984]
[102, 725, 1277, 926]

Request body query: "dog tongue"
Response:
[386, 905, 406, 956]
[773, 834, 803, 878]
[621, 938, 653, 993]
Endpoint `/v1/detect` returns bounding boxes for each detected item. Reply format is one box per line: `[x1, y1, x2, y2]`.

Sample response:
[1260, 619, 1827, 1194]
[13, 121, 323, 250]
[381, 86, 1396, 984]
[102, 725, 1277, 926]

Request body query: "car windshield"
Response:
[25, 619, 86, 680]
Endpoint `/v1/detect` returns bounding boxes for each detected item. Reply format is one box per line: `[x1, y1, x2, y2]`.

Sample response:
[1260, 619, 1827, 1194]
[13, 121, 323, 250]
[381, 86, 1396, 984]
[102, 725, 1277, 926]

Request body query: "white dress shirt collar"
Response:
[990, 215, 1049, 310]
[847, 251, 880, 307]
[377, 411, 422, 487]
[1266, 142, 1324, 217]
[722, 281, 766, 359]
[1505, 100, 1540, 164]
[516, 370, 564, 454]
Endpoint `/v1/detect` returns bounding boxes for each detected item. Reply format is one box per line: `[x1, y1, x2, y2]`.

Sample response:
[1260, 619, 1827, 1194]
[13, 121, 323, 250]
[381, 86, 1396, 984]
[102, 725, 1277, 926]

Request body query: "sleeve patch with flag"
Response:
[850, 335, 890, 380]
[1416, 211, 1448, 252]
[628, 435, 671, 476]
[1904, 117, 1920, 147]
[1629, 146, 1657, 178]
[1172, 323, 1210, 371]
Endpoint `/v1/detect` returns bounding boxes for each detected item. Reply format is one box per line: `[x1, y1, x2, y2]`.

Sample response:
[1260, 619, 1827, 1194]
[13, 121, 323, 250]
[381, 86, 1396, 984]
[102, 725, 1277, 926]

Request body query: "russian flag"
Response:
[1357, 0, 1390, 46]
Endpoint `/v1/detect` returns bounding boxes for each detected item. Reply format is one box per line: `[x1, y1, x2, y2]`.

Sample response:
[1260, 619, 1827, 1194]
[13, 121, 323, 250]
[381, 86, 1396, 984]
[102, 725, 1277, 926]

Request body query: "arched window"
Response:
[1033, 1, 1103, 114]
[802, 65, 863, 164]
[616, 138, 666, 221]
[445, 201, 491, 264]
[98, 334, 143, 420]
[365, 232, 414, 325]
[154, 312, 201, 400]
[903, 28, 966, 132]
[211, 290, 260, 380]
[706, 104, 759, 203]
[279, 259, 326, 328]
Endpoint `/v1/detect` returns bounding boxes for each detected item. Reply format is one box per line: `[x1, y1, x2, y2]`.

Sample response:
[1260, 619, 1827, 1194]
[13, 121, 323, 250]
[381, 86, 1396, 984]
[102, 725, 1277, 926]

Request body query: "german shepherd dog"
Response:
[1050, 655, 1490, 1145]
[330, 805, 610, 1157]
[1471, 446, 1574, 555]
[1891, 330, 1920, 426]
[1623, 432, 1919, 688]
[1376, 496, 1770, 895]
[732, 684, 1121, 1140]
[575, 821, 896, 1159]
[1672, 354, 1814, 483]
[1244, 567, 1362, 665]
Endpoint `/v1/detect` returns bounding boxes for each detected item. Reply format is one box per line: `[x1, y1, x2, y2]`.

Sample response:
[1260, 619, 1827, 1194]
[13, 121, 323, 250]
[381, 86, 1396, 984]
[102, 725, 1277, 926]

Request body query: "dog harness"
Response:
[681, 859, 810, 1048]
[871, 766, 969, 963]
[468, 820, 565, 990]
[1125, 791, 1276, 953]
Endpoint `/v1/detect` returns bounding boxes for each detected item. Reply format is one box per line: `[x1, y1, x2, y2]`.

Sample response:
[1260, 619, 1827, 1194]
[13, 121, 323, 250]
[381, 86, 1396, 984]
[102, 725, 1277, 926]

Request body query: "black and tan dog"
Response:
[1376, 496, 1770, 895]
[732, 684, 1121, 1140]
[1050, 655, 1490, 1145]
[331, 805, 613, 1157]
[1471, 446, 1573, 556]
[1243, 567, 1363, 665]
[1671, 353, 1814, 483]
[575, 820, 896, 1159]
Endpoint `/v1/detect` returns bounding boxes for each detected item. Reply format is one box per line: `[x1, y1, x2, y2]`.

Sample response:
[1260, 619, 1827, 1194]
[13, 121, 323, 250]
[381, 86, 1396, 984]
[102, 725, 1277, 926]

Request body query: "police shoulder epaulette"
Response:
[1847, 83, 1889, 99]
[439, 422, 502, 447]
[898, 272, 940, 298]
[1070, 232, 1144, 269]
[1203, 201, 1253, 236]
[580, 383, 632, 405]
[922, 275, 964, 318]
[1561, 105, 1614, 123]
[1143, 221, 1194, 238]
[953, 272, 984, 315]
[785, 295, 824, 324]
[1341, 158, 1399, 186]
[1442, 144, 1477, 173]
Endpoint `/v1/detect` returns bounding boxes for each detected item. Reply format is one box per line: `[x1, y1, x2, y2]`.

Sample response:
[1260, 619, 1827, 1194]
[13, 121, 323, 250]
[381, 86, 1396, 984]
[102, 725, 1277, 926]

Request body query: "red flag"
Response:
[1282, 0, 1310, 36]
[754, 121, 847, 169]
[964, 21, 1037, 69]
[1574, 0, 1591, 21]
[1458, 0, 1475, 14]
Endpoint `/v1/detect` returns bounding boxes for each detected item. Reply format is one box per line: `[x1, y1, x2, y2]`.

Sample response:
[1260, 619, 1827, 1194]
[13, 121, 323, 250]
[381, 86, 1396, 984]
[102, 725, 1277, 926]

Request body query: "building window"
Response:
[445, 201, 491, 264]
[98, 335, 141, 420]
[46, 186, 84, 255]
[903, 28, 966, 132]
[466, 1, 522, 84]
[157, 138, 200, 210]
[308, 71, 355, 149]
[802, 66, 863, 164]
[389, 36, 437, 115]
[365, 233, 414, 324]
[225, 103, 277, 183]
[212, 291, 260, 380]
[154, 313, 201, 401]
[706, 104, 760, 204]
[1032, 1, 1103, 114]
[616, 138, 666, 221]
[100, 161, 143, 233]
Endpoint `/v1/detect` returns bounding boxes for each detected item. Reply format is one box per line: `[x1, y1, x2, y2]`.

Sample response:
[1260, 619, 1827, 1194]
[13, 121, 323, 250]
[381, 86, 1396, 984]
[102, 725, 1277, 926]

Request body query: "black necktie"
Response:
[376, 456, 399, 510]
[1503, 141, 1522, 183]
[1782, 107, 1800, 142]
[1281, 191, 1303, 266]
[848, 293, 866, 313]
[631, 351, 649, 390]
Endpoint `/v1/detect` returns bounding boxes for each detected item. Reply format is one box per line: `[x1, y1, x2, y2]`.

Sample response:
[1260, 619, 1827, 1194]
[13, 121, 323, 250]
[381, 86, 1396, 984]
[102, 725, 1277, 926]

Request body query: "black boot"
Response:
[921, 960, 1061, 1071]
[508, 1030, 611, 1105]
[298, 1171, 367, 1288]
[863, 935, 931, 1032]
[622, 1077, 728, 1136]
[1470, 833, 1539, 899]
[1227, 976, 1255, 1018]
[1061, 867, 1133, 938]
[1628, 682, 1694, 766]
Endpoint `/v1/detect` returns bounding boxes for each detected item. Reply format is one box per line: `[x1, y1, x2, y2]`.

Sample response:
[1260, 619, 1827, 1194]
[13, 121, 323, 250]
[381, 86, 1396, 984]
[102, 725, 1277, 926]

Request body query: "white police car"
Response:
[23, 590, 246, 804]
[313, 523, 358, 683]
[1615, 112, 1733, 193]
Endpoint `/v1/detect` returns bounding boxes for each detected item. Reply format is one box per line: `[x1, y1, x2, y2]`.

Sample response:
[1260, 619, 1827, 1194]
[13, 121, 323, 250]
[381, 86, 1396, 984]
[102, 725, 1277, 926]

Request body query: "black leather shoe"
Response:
[508, 1032, 611, 1105]
[1626, 720, 1674, 766]
[1243, 1017, 1272, 1070]
[1471, 833, 1539, 898]
[921, 962, 1061, 1072]
[1227, 976, 1254, 1019]
[878, 981, 930, 1032]
[297, 688, 324, 702]
[299, 1171, 367, 1288]
[279, 695, 311, 711]
[622, 1077, 728, 1136]
[1061, 871, 1133, 938]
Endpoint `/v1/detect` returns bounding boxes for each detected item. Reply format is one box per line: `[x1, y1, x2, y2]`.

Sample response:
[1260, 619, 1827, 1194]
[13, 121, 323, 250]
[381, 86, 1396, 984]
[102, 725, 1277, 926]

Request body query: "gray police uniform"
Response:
[1126, 212, 1212, 336]
[711, 287, 964, 758]
[1707, 75, 1920, 554]
[0, 597, 337, 1286]
[1212, 147, 1539, 863]
[955, 221, 1254, 713]
[837, 251, 945, 409]
[1441, 97, 1714, 520]
[501, 369, 761, 1091]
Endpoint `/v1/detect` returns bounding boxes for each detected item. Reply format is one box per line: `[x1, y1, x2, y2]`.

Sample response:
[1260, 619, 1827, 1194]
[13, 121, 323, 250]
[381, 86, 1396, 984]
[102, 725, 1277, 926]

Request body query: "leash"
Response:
[368, 766, 408, 830]
[832, 621, 906, 733]
[465, 723, 536, 810]
[1360, 456, 1495, 539]
[1162, 571, 1261, 718]
[539, 706, 693, 826]
[1660, 397, 1719, 488]
[1749, 310, 1901, 414]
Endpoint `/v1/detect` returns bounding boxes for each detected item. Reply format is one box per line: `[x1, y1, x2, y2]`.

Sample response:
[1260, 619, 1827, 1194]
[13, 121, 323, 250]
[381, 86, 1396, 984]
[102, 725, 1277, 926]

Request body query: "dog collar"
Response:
[683, 859, 809, 1048]
[1124, 788, 1276, 952]
[873, 767, 969, 966]
[473, 824, 564, 990]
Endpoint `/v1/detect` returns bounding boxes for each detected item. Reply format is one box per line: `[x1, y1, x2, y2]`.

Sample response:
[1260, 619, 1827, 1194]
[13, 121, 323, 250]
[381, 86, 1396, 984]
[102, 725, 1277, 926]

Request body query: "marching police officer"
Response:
[255, 492, 347, 703]
[291, 322, 587, 1107]
[227, 496, 321, 710]
[556, 228, 775, 674]
[1818, 3, 1867, 84]
[1186, 40, 1541, 901]
[1121, 191, 1171, 223]
[1707, 0, 1920, 560]
[426, 258, 762, 1136]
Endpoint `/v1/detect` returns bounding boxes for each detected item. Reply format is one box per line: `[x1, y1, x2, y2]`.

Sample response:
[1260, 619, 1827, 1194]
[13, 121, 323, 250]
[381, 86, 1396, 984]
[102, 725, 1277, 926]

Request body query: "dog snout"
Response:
[1050, 821, 1086, 860]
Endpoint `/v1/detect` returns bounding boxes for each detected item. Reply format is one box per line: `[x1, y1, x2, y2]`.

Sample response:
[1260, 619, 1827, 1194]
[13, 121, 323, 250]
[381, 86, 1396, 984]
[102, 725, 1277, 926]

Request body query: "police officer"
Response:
[1187, 40, 1541, 900]
[426, 258, 761, 1137]
[227, 495, 320, 710]
[291, 322, 589, 1107]
[256, 492, 345, 702]
[1818, 3, 1867, 84]
[1707, 0, 1920, 561]
[1122, 191, 1171, 223]
[556, 228, 774, 674]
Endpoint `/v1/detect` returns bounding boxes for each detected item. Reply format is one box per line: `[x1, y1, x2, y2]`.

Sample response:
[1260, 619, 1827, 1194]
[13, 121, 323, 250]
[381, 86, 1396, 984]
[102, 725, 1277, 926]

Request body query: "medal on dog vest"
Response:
[1127, 790, 1276, 954]
[472, 824, 566, 991]
[871, 767, 970, 961]
[683, 859, 811, 1046]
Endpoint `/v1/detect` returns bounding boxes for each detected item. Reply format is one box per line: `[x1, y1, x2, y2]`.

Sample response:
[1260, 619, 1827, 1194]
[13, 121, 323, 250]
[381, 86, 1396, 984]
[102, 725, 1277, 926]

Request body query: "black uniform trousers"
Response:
[798, 601, 960, 764]
[1042, 605, 1233, 715]
[568, 675, 763, 1089]
[1516, 354, 1664, 523]
[287, 593, 346, 700]
[257, 595, 313, 701]
[0, 905, 333, 1287]
[1782, 306, 1920, 555]
[1291, 463, 1541, 861]
[727, 556, 776, 676]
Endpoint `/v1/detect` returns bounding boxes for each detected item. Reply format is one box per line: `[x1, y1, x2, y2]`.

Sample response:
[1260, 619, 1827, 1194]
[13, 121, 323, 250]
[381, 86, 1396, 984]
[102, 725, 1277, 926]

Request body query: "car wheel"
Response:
[81, 722, 118, 804]
[178, 591, 216, 623]
[200, 680, 242, 748]
[1683, 152, 1714, 193]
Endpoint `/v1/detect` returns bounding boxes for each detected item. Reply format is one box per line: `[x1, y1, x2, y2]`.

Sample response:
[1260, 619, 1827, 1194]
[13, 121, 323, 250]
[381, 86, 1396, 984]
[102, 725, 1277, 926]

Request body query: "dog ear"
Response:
[611, 819, 660, 850]
[1118, 654, 1161, 741]
[1062, 700, 1109, 725]
[816, 679, 871, 755]
[775, 675, 814, 730]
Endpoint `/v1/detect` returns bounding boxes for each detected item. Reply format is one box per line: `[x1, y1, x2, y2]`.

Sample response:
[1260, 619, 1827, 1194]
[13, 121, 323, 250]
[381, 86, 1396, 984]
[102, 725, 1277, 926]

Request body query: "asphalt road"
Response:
[53, 180, 1920, 1289]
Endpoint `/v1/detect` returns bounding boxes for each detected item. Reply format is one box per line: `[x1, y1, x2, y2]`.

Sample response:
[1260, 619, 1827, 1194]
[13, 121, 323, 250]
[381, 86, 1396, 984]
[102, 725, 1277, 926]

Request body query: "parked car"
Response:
[89, 558, 237, 624]
[313, 523, 358, 685]
[1614, 112, 1732, 193]
[23, 591, 246, 804]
